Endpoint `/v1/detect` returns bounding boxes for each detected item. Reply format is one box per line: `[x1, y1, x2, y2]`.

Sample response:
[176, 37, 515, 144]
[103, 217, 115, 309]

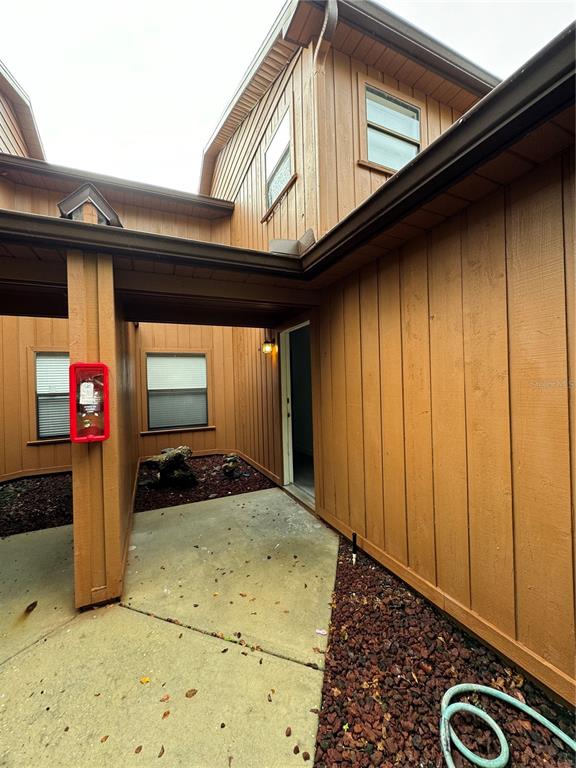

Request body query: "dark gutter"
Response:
[0, 209, 302, 277]
[302, 22, 575, 278]
[0, 154, 234, 216]
[338, 0, 500, 95]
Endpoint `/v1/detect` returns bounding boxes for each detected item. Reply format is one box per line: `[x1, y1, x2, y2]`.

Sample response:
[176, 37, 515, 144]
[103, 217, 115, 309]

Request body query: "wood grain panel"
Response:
[0, 315, 71, 481]
[0, 92, 29, 157]
[360, 262, 384, 548]
[462, 191, 515, 634]
[428, 217, 470, 606]
[400, 236, 436, 584]
[507, 157, 575, 675]
[344, 274, 366, 536]
[312, 152, 575, 699]
[378, 253, 407, 563]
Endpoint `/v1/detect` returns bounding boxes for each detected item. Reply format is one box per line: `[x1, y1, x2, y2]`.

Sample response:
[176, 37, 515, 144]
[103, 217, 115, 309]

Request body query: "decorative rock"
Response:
[222, 454, 241, 479]
[141, 446, 196, 487]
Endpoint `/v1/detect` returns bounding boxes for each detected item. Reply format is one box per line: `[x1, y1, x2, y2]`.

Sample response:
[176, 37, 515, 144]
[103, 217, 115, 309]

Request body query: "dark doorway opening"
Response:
[289, 324, 314, 498]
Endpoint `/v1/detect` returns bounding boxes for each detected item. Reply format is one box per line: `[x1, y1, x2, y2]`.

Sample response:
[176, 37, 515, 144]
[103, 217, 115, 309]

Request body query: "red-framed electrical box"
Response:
[69, 363, 110, 443]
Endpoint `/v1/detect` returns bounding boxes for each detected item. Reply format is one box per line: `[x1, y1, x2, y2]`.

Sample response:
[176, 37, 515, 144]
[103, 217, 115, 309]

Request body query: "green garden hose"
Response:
[440, 683, 576, 767]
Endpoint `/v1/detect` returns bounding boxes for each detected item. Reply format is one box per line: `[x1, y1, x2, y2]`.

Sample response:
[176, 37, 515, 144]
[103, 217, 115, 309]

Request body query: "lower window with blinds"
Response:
[146, 353, 208, 430]
[36, 352, 70, 439]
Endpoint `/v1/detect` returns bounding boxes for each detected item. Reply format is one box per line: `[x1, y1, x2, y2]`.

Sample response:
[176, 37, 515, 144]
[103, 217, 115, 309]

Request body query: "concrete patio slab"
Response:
[0, 524, 75, 665]
[124, 488, 338, 667]
[0, 603, 323, 768]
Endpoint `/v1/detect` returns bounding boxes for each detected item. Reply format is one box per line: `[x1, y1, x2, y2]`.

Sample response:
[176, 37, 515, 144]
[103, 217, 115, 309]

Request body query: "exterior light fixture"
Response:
[262, 340, 275, 355]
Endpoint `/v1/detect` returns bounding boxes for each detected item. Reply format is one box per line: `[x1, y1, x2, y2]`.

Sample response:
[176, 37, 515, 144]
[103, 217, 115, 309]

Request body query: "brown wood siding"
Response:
[209, 32, 477, 250]
[0, 92, 29, 157]
[316, 45, 468, 236]
[0, 183, 230, 244]
[231, 327, 282, 482]
[312, 150, 576, 702]
[135, 323, 237, 458]
[211, 45, 318, 250]
[1, 320, 281, 485]
[0, 316, 71, 481]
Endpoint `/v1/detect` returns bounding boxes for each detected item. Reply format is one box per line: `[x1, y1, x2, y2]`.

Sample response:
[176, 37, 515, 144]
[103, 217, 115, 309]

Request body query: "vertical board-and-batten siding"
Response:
[211, 44, 318, 250]
[0, 316, 71, 481]
[209, 34, 477, 249]
[0, 92, 29, 157]
[312, 150, 575, 701]
[0, 320, 282, 486]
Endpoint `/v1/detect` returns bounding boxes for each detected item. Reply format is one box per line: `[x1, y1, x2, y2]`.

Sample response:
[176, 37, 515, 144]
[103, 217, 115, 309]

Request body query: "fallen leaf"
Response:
[162, 710, 170, 720]
[100, 735, 109, 743]
[140, 677, 150, 685]
[135, 745, 142, 754]
[158, 745, 165, 758]
[185, 689, 198, 698]
[159, 694, 170, 703]
[25, 601, 38, 614]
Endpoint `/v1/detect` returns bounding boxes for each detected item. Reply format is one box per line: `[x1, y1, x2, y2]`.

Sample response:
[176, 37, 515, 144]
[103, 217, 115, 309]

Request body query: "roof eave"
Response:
[337, 0, 500, 95]
[0, 154, 235, 217]
[0, 59, 45, 160]
[303, 22, 575, 277]
[198, 0, 300, 195]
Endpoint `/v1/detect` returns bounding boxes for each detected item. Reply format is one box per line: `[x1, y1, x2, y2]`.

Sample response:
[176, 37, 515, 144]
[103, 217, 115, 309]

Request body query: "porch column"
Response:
[67, 249, 124, 608]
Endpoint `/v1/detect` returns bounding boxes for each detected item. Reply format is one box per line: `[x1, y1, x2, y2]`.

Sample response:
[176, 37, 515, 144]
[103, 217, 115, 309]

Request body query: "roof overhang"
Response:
[303, 20, 575, 277]
[0, 154, 234, 219]
[0, 22, 573, 285]
[287, 0, 500, 95]
[198, 0, 300, 195]
[199, 0, 502, 196]
[0, 59, 45, 160]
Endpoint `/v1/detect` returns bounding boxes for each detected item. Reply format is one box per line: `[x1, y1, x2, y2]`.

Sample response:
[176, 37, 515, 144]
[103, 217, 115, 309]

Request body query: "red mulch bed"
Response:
[133, 454, 275, 512]
[0, 472, 73, 537]
[314, 539, 575, 767]
[0, 456, 275, 537]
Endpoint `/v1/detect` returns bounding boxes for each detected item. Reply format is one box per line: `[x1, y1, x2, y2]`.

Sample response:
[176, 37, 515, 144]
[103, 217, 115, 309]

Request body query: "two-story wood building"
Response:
[0, 0, 574, 703]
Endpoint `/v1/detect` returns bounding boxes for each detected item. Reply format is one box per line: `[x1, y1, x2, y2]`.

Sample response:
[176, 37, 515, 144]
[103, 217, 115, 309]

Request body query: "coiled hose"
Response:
[440, 683, 576, 767]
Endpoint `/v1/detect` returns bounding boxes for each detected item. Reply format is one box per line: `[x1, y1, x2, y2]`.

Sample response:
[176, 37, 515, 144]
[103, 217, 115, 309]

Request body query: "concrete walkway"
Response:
[0, 488, 339, 767]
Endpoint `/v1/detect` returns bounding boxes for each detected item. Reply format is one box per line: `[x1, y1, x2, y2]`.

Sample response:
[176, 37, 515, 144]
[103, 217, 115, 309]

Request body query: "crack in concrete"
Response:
[0, 615, 79, 669]
[119, 602, 325, 673]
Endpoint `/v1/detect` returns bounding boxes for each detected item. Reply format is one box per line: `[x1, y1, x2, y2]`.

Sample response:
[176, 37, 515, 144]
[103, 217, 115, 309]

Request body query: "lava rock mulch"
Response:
[0, 472, 72, 537]
[314, 539, 575, 768]
[134, 454, 275, 513]
[0, 456, 275, 537]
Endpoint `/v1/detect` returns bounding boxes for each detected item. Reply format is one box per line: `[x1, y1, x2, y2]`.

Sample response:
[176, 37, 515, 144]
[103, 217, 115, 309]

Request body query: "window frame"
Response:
[357, 74, 424, 176]
[30, 349, 71, 442]
[261, 105, 297, 221]
[141, 348, 214, 434]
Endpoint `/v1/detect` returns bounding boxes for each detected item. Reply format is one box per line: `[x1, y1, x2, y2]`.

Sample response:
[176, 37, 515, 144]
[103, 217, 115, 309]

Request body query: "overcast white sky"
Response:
[0, 0, 573, 193]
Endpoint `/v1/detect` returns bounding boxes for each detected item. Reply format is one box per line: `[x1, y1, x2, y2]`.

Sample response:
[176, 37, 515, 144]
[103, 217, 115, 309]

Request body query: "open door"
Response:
[280, 322, 315, 500]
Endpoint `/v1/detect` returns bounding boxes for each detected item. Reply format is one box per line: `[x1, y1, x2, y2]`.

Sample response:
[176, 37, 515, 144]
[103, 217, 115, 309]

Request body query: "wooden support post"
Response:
[67, 249, 124, 608]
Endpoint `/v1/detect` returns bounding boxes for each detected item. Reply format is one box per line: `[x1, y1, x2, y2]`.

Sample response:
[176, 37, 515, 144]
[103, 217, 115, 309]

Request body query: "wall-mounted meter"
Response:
[69, 363, 110, 443]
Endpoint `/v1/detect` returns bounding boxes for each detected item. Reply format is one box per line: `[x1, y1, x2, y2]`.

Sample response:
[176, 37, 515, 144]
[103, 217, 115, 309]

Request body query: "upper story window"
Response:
[146, 353, 208, 430]
[363, 84, 421, 173]
[265, 111, 292, 208]
[36, 352, 70, 439]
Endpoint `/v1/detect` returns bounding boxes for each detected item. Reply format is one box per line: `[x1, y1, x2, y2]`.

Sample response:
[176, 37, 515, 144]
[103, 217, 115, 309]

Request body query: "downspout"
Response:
[312, 0, 338, 239]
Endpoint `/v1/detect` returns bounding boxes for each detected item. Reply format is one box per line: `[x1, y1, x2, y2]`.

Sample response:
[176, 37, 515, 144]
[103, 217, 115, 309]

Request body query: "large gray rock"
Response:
[142, 445, 196, 487]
